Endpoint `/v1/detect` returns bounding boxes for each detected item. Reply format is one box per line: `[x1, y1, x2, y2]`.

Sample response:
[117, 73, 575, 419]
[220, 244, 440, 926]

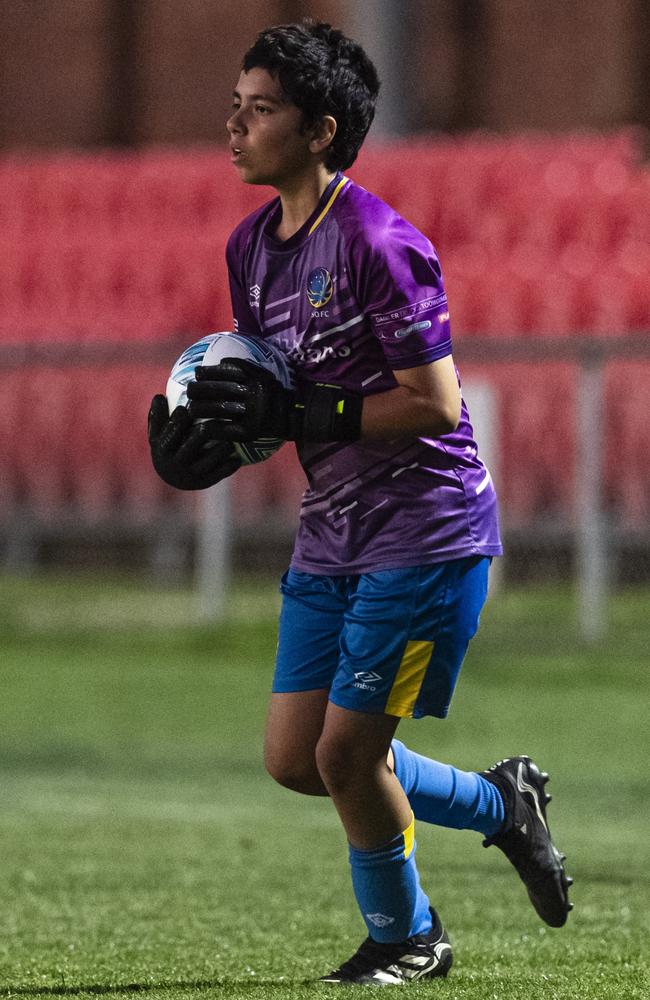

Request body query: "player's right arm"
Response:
[147, 226, 260, 491]
[225, 224, 264, 338]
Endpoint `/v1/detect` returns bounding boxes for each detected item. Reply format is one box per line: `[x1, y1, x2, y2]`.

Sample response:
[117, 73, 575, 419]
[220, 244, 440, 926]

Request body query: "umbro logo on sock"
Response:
[366, 913, 395, 928]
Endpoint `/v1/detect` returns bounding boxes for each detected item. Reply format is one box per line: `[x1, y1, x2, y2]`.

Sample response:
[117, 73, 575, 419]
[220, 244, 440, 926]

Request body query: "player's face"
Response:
[226, 68, 314, 188]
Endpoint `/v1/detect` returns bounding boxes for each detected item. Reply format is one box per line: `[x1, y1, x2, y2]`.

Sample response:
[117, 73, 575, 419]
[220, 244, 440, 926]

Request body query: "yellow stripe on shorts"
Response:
[402, 813, 416, 859]
[385, 640, 434, 718]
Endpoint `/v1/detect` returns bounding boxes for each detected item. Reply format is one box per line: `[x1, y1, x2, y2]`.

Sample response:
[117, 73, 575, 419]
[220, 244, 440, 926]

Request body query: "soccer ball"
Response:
[166, 331, 294, 465]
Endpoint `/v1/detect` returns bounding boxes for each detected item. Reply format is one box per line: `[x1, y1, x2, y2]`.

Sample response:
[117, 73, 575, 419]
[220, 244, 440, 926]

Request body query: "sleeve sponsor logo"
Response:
[394, 319, 432, 339]
[373, 292, 447, 326]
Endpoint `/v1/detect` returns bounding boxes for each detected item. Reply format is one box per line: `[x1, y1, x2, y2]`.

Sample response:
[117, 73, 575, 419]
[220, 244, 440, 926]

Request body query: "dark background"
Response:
[1, 0, 648, 151]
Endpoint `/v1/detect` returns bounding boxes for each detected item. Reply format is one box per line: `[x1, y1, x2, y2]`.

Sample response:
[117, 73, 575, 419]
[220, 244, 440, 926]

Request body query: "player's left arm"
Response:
[187, 356, 460, 444]
[360, 354, 461, 439]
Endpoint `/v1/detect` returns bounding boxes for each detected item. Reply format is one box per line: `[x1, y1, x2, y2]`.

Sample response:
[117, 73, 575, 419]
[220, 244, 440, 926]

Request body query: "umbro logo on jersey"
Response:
[249, 284, 261, 307]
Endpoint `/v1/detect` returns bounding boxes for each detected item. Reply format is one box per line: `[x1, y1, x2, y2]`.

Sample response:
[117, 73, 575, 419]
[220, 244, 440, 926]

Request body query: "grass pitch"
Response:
[0, 572, 648, 999]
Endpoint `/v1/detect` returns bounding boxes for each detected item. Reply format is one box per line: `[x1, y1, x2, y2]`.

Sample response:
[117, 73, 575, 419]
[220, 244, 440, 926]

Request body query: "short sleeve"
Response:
[226, 227, 262, 337]
[348, 214, 452, 371]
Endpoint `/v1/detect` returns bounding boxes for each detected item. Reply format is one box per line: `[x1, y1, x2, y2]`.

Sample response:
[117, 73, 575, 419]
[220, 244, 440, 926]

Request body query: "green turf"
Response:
[0, 572, 648, 999]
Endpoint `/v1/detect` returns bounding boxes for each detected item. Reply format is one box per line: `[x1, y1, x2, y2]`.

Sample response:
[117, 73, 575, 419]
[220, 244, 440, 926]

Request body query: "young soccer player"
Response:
[148, 20, 572, 985]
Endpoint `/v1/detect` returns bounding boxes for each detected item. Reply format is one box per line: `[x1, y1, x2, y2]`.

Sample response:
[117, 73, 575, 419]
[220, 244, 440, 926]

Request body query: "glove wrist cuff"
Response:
[292, 384, 363, 442]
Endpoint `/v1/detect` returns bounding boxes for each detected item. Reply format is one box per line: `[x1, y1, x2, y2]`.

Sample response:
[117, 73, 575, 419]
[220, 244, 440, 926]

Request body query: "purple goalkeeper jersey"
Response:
[226, 173, 502, 573]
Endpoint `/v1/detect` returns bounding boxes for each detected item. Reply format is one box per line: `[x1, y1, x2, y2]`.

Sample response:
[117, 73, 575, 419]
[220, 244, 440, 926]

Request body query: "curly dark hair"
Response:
[242, 21, 380, 171]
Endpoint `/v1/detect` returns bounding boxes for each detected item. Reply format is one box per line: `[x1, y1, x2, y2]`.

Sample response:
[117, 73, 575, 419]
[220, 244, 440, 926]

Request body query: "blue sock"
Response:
[349, 815, 432, 943]
[391, 740, 504, 837]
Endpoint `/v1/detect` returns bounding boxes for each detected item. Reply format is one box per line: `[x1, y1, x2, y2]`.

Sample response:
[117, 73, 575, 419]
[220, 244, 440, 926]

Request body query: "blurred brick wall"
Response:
[480, 0, 640, 131]
[134, 0, 284, 144]
[0, 0, 114, 147]
[0, 0, 646, 149]
[407, 0, 467, 131]
[133, 0, 347, 144]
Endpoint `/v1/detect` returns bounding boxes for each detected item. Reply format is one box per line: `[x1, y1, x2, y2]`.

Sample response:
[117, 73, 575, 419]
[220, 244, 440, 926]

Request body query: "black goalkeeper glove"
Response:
[147, 394, 241, 491]
[186, 359, 363, 443]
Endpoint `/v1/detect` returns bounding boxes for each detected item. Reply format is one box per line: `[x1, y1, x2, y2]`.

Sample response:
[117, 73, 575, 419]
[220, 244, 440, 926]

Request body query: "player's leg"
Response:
[264, 690, 329, 795]
[264, 569, 346, 795]
[377, 557, 572, 926]
[316, 701, 409, 846]
[329, 557, 505, 835]
[317, 565, 466, 984]
[384, 554, 506, 837]
[316, 702, 451, 985]
[389, 739, 505, 833]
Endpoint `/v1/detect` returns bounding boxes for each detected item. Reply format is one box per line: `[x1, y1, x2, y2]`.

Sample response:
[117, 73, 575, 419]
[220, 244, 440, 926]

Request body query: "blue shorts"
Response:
[273, 556, 490, 719]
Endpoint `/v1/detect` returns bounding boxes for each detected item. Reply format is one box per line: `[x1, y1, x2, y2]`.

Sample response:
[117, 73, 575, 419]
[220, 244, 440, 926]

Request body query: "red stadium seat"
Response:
[490, 363, 576, 522]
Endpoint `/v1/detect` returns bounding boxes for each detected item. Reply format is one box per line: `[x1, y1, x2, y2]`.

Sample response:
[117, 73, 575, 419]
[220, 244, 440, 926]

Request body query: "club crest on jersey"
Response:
[307, 267, 333, 309]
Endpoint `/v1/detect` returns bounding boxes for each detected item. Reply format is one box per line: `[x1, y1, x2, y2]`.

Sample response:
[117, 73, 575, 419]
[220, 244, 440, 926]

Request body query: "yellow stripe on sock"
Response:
[402, 813, 416, 860]
[308, 176, 349, 235]
[385, 640, 434, 718]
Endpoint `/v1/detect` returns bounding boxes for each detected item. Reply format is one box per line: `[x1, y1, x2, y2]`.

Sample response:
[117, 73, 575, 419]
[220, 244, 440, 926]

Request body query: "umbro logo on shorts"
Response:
[353, 670, 382, 692]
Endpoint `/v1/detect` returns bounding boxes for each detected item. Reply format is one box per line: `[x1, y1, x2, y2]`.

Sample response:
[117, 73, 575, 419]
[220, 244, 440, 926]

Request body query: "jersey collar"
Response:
[263, 173, 349, 252]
